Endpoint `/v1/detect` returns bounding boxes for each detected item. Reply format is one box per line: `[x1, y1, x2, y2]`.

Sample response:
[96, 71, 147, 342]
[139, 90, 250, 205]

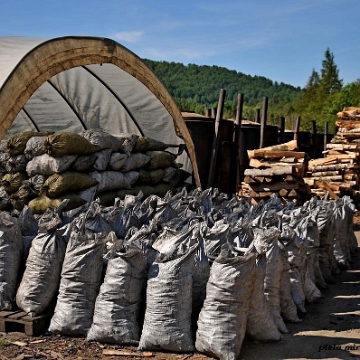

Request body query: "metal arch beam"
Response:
[0, 36, 201, 188]
[21, 107, 40, 132]
[82, 65, 144, 136]
[46, 78, 87, 130]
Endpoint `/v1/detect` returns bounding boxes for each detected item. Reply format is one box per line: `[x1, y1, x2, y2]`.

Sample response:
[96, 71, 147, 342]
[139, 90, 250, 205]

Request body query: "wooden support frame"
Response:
[0, 36, 201, 188]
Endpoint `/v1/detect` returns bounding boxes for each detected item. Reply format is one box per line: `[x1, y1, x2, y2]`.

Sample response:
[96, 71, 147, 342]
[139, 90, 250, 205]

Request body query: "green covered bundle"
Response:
[43, 132, 97, 157]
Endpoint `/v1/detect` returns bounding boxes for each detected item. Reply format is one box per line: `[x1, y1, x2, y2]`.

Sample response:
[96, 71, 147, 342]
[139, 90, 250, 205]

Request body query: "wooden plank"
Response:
[308, 163, 353, 172]
[243, 175, 256, 184]
[338, 158, 355, 164]
[303, 178, 315, 186]
[0, 311, 16, 318]
[256, 139, 298, 152]
[335, 132, 360, 138]
[250, 190, 273, 198]
[311, 189, 326, 197]
[249, 158, 304, 170]
[314, 180, 339, 199]
[0, 310, 52, 336]
[284, 174, 297, 182]
[338, 128, 360, 133]
[102, 350, 154, 357]
[244, 166, 300, 177]
[335, 120, 360, 129]
[308, 154, 356, 168]
[279, 189, 288, 197]
[309, 175, 343, 181]
[279, 157, 297, 163]
[254, 176, 265, 183]
[325, 149, 360, 156]
[310, 170, 341, 177]
[8, 311, 27, 320]
[344, 174, 357, 180]
[249, 181, 299, 192]
[248, 149, 305, 160]
[326, 143, 359, 150]
[251, 197, 267, 205]
[287, 189, 299, 198]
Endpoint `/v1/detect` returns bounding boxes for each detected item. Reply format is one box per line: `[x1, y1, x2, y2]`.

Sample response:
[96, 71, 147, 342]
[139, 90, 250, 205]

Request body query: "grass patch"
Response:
[0, 338, 8, 346]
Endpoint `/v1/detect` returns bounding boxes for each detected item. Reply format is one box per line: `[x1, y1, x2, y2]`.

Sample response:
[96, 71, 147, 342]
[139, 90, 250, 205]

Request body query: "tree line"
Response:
[143, 49, 360, 133]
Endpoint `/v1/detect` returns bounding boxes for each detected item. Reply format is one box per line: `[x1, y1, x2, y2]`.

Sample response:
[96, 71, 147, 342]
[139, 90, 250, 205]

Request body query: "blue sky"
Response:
[0, 0, 359, 89]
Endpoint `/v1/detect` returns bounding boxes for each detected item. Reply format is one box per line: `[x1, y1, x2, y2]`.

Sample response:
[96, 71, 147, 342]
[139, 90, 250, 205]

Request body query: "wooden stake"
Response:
[234, 93, 244, 190]
[259, 97, 268, 148]
[207, 89, 226, 188]
[279, 116, 285, 144]
[324, 122, 328, 158]
[293, 116, 300, 141]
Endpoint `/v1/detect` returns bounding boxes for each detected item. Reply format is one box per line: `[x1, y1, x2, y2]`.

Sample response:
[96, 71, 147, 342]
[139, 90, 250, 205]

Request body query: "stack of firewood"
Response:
[303, 107, 360, 199]
[304, 152, 359, 199]
[240, 140, 310, 205]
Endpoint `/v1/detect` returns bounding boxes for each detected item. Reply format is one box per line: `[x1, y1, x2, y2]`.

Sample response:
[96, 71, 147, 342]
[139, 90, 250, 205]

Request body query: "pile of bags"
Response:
[0, 186, 357, 360]
[0, 130, 191, 214]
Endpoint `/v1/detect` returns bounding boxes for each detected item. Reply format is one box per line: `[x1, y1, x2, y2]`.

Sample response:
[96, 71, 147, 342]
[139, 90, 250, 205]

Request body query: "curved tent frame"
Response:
[0, 36, 200, 187]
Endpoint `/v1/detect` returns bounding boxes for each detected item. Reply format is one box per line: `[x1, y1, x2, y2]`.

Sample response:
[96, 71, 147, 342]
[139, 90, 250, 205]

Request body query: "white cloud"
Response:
[113, 30, 143, 43]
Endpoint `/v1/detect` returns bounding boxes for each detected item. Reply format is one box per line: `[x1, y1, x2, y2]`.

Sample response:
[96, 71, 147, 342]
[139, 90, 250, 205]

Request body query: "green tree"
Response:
[297, 69, 320, 112]
[320, 47, 343, 94]
[334, 80, 360, 108]
[295, 48, 343, 132]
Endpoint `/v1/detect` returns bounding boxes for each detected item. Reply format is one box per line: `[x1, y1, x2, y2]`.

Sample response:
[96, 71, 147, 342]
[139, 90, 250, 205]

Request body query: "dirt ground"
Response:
[1, 222, 360, 360]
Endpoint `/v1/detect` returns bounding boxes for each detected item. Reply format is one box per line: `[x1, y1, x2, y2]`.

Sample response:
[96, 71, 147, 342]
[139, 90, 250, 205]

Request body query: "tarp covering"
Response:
[0, 36, 199, 187]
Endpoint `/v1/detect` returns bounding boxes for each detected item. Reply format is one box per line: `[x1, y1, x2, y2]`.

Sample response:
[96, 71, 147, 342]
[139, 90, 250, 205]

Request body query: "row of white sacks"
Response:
[0, 130, 190, 212]
[0, 189, 357, 360]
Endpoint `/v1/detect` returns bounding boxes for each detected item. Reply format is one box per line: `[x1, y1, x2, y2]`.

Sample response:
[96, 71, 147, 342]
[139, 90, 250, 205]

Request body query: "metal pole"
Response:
[207, 89, 226, 188]
[259, 96, 268, 148]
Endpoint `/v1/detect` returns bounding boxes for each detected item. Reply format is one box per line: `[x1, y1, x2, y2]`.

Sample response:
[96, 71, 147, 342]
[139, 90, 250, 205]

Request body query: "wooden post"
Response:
[311, 120, 317, 157]
[293, 116, 300, 141]
[233, 93, 244, 193]
[259, 96, 268, 148]
[207, 89, 226, 188]
[324, 121, 328, 158]
[255, 108, 260, 124]
[279, 116, 285, 144]
[206, 108, 211, 117]
[233, 94, 243, 142]
[211, 107, 217, 118]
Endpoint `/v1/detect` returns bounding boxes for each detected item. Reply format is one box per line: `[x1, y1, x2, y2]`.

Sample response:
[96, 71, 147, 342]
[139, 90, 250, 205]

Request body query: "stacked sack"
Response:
[0, 130, 191, 214]
[0, 187, 357, 360]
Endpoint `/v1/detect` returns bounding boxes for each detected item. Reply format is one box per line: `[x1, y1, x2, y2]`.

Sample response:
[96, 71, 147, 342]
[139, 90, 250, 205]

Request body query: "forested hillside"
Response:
[143, 59, 302, 121]
[143, 49, 360, 133]
[143, 59, 301, 106]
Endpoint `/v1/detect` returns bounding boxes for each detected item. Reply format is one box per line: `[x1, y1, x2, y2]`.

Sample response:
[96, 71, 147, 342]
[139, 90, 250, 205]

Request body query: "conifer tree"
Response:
[320, 47, 343, 94]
